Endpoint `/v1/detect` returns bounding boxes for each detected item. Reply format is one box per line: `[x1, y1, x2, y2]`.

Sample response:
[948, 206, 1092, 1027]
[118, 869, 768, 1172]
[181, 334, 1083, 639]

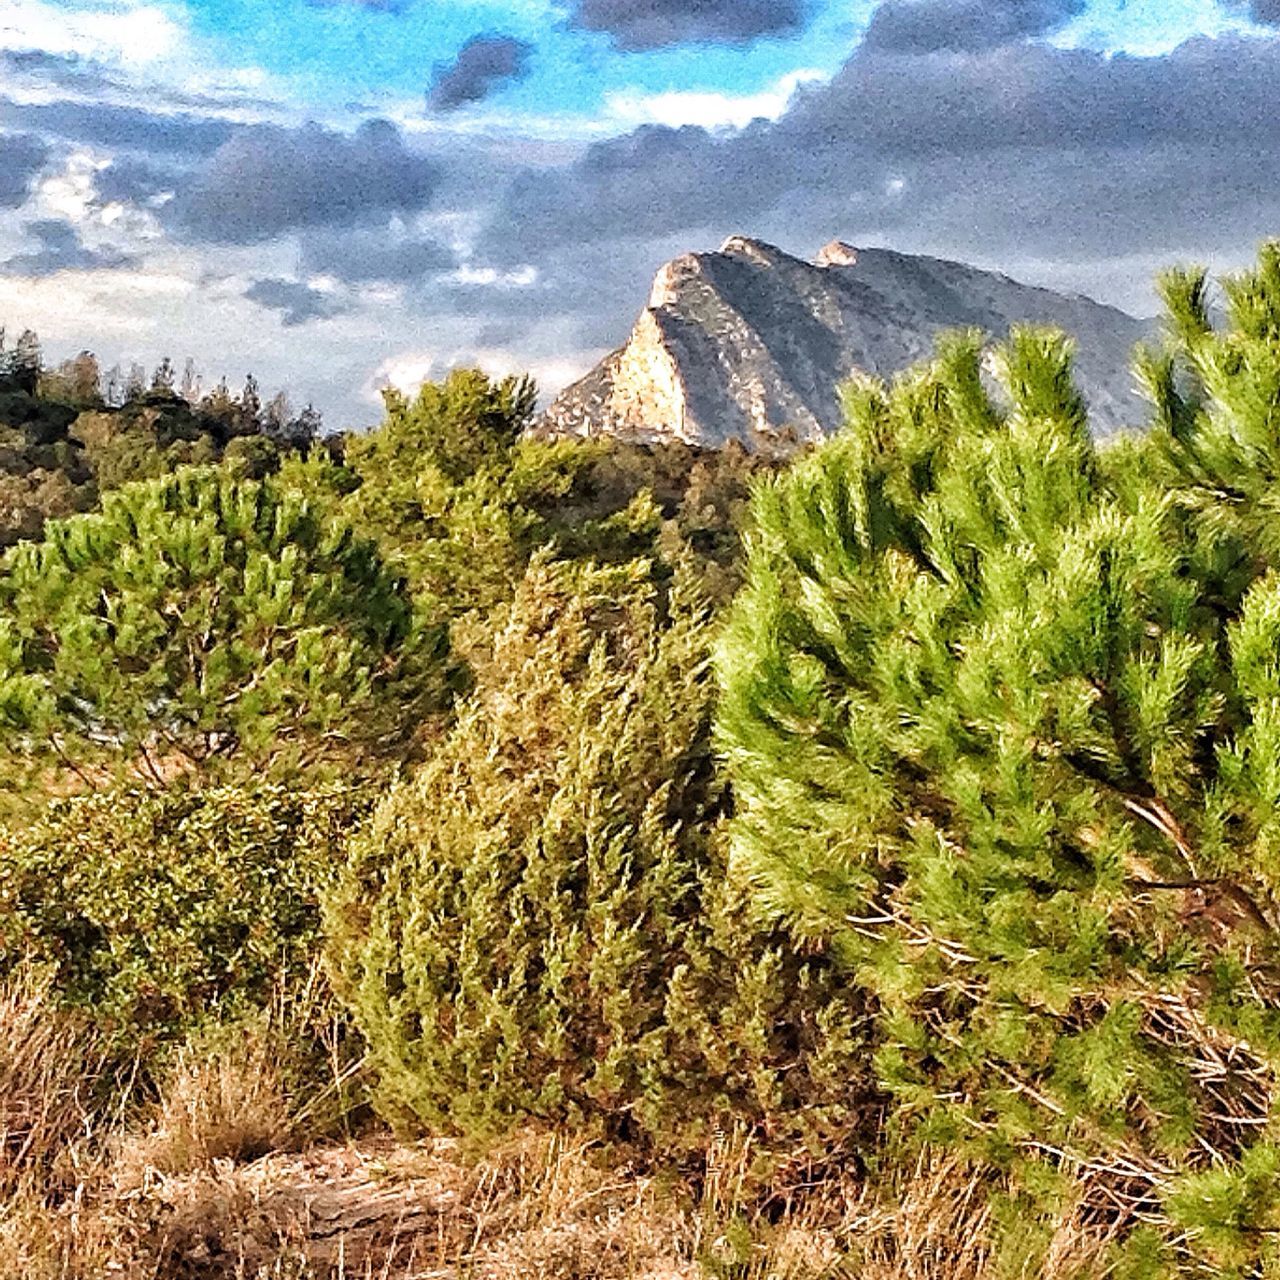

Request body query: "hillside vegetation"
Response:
[6, 248, 1280, 1277]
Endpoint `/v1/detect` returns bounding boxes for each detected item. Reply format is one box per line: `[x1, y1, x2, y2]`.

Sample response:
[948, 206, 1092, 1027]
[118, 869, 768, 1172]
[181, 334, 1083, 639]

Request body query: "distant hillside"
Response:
[538, 236, 1152, 450]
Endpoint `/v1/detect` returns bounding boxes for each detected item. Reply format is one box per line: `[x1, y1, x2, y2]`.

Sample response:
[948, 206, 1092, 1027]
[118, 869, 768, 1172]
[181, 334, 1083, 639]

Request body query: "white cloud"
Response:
[367, 345, 599, 405]
[0, 0, 183, 67]
[447, 263, 539, 287]
[605, 68, 828, 132]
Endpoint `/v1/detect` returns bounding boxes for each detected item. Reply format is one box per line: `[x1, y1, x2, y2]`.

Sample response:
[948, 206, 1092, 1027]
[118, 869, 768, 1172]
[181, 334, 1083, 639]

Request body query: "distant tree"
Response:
[179, 357, 200, 403]
[40, 352, 101, 409]
[124, 363, 146, 402]
[376, 367, 537, 484]
[11, 330, 41, 394]
[0, 467, 446, 785]
[199, 377, 237, 431]
[290, 403, 323, 443]
[239, 373, 261, 434]
[263, 390, 291, 439]
[101, 363, 123, 408]
[150, 356, 175, 393]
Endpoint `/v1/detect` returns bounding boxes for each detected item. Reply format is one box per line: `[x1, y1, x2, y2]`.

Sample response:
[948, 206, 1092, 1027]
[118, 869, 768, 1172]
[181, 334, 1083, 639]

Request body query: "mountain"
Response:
[537, 236, 1152, 450]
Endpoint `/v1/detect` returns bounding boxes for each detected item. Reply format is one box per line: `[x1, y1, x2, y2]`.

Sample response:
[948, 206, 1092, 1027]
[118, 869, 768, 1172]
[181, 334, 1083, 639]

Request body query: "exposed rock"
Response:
[537, 236, 1152, 451]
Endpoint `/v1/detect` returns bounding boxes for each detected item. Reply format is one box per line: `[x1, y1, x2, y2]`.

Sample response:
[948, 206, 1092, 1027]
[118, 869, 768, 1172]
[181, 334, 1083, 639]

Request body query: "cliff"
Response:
[537, 236, 1150, 449]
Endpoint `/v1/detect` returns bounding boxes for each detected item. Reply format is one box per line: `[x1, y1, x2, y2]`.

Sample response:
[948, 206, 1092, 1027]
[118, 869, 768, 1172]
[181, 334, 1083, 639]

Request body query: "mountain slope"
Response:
[537, 237, 1151, 450]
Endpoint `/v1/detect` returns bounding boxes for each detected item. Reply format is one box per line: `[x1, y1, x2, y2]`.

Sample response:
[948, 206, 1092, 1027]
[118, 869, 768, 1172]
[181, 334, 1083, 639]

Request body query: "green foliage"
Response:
[327, 554, 873, 1160]
[368, 367, 537, 484]
[0, 341, 316, 547]
[0, 783, 369, 1041]
[715, 250, 1280, 1269]
[332, 368, 768, 606]
[0, 466, 444, 784]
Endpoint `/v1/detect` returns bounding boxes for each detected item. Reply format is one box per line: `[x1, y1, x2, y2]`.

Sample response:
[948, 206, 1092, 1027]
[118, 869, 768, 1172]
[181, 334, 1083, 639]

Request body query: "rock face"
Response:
[537, 236, 1151, 450]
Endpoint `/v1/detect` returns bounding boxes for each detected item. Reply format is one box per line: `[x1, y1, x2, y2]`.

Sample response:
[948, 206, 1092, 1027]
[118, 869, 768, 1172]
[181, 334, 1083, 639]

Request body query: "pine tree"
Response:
[11, 330, 41, 394]
[0, 466, 446, 786]
[150, 355, 175, 394]
[715, 249, 1280, 1269]
[238, 373, 261, 435]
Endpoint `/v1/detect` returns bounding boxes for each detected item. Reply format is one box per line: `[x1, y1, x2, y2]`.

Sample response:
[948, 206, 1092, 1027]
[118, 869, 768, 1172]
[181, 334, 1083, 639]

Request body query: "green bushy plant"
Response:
[715, 246, 1280, 1271]
[327, 553, 874, 1162]
[0, 783, 370, 1044]
[0, 465, 445, 786]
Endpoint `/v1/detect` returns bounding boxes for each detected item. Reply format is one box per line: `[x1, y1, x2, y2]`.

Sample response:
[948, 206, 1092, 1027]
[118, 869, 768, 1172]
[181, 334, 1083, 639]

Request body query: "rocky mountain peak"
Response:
[537, 236, 1150, 452]
[816, 240, 860, 268]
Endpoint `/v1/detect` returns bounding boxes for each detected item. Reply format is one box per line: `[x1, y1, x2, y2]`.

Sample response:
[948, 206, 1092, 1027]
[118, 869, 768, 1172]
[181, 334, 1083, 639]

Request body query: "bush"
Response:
[714, 261, 1280, 1269]
[0, 783, 370, 1044]
[327, 554, 875, 1162]
[0, 465, 446, 788]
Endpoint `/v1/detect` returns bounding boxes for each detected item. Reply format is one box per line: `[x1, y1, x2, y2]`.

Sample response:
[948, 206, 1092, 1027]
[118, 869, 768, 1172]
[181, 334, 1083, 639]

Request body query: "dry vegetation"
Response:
[0, 971, 1129, 1280]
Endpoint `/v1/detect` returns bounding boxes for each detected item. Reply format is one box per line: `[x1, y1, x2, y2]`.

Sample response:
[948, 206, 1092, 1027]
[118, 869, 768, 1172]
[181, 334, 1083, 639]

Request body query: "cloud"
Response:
[0, 132, 50, 207]
[427, 34, 534, 112]
[2, 219, 137, 277]
[0, 0, 185, 70]
[169, 118, 440, 243]
[244, 278, 351, 326]
[461, 27, 1280, 346]
[0, 97, 236, 156]
[0, 47, 111, 90]
[300, 228, 458, 283]
[862, 0, 1086, 53]
[566, 0, 811, 50]
[483, 33, 1280, 264]
[605, 68, 827, 130]
[92, 156, 177, 207]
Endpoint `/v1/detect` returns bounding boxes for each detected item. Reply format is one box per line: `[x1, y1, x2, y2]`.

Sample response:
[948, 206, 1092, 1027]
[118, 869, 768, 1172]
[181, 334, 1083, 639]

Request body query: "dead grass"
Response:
[121, 1029, 298, 1178]
[0, 967, 110, 1198]
[0, 970, 1152, 1280]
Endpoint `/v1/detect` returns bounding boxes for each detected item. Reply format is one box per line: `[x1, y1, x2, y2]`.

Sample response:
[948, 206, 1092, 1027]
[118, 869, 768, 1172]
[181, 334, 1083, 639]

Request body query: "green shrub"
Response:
[0, 783, 371, 1043]
[0, 465, 445, 786]
[714, 251, 1280, 1269]
[327, 554, 874, 1162]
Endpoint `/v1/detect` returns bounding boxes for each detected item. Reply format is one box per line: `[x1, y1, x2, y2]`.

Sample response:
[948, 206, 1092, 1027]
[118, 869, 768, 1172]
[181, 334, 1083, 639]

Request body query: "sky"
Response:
[0, 0, 1278, 428]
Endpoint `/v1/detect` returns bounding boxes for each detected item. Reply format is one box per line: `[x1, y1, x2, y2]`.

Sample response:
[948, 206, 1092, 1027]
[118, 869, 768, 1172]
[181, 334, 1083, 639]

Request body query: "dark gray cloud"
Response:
[1253, 0, 1280, 23]
[465, 29, 1280, 352]
[169, 118, 440, 243]
[0, 97, 235, 157]
[92, 156, 178, 207]
[483, 34, 1280, 261]
[2, 220, 137, 277]
[300, 228, 457, 282]
[244, 278, 351, 326]
[566, 0, 810, 49]
[0, 48, 111, 91]
[0, 132, 49, 208]
[863, 0, 1085, 53]
[428, 34, 534, 111]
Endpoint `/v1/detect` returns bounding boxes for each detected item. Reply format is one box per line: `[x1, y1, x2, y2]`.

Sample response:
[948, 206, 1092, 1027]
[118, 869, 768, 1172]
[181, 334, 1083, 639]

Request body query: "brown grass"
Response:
[0, 970, 1138, 1280]
[121, 1029, 297, 1178]
[0, 967, 110, 1198]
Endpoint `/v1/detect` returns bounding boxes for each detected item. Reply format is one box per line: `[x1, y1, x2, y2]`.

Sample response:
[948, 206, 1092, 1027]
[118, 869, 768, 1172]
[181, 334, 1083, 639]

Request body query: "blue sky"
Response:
[0, 0, 1277, 426]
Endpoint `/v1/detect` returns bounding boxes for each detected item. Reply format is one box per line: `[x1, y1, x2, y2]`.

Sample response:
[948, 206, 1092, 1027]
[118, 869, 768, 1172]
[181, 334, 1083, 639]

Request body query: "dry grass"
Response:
[0, 967, 110, 1198]
[0, 970, 1148, 1280]
[121, 1029, 297, 1178]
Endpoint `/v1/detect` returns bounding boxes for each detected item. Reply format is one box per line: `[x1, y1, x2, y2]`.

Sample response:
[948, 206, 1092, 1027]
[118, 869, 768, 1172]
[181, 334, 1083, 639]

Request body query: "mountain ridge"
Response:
[536, 236, 1152, 450]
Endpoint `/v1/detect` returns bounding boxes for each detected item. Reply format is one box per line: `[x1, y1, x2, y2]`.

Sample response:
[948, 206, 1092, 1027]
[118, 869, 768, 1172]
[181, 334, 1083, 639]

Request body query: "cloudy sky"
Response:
[0, 0, 1277, 427]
